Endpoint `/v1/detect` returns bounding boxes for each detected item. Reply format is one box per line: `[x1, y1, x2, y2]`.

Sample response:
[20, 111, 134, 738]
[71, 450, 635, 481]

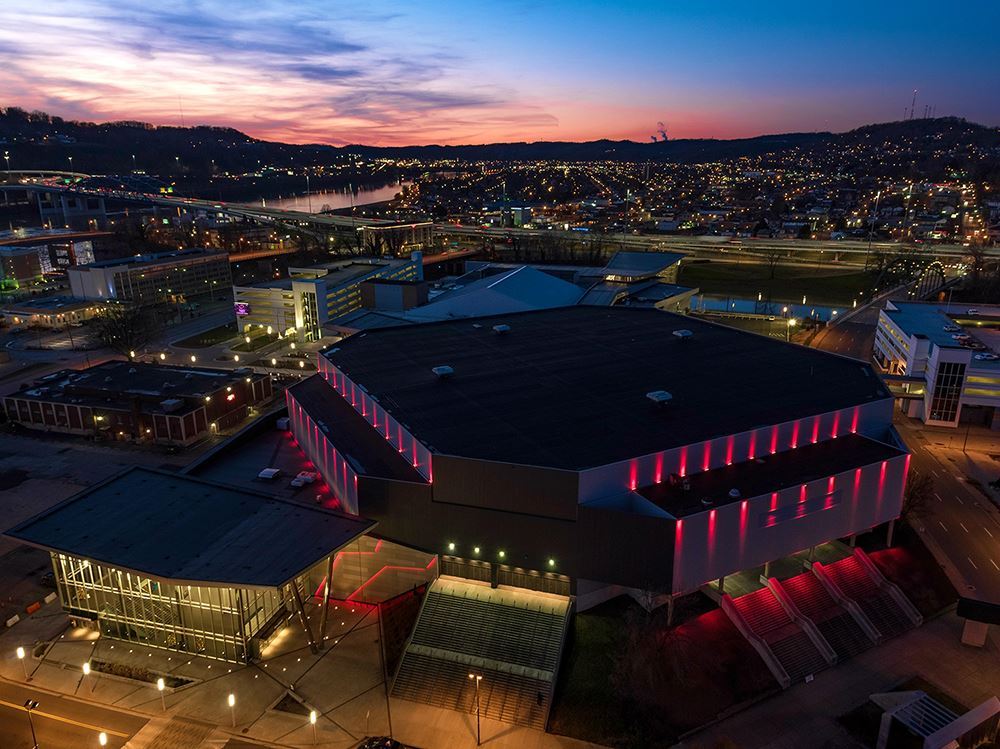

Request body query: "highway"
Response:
[0, 679, 146, 748]
[8, 177, 998, 263]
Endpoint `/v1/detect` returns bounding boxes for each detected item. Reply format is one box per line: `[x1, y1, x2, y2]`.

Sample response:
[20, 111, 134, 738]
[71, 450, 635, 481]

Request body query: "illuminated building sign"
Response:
[234, 302, 251, 317]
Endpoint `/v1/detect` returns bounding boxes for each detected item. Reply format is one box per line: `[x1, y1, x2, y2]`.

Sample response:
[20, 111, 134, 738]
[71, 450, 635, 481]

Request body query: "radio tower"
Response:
[909, 89, 917, 120]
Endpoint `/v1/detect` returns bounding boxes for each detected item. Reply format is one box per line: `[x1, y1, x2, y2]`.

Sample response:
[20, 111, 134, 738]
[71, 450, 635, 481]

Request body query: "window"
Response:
[929, 361, 966, 423]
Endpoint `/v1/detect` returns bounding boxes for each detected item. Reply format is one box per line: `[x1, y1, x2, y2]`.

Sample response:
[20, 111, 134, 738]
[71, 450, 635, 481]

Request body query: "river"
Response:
[241, 182, 410, 213]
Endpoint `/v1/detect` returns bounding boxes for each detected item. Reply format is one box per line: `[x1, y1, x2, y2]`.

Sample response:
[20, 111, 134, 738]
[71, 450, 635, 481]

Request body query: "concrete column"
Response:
[290, 580, 319, 655]
[961, 618, 989, 648]
[717, 576, 725, 594]
[763, 560, 771, 578]
[666, 595, 676, 627]
[849, 534, 857, 548]
[317, 553, 335, 649]
[886, 519, 896, 547]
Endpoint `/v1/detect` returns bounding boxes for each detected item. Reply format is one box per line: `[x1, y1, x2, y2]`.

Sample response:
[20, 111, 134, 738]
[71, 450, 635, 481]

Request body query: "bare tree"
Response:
[902, 470, 934, 520]
[91, 305, 162, 357]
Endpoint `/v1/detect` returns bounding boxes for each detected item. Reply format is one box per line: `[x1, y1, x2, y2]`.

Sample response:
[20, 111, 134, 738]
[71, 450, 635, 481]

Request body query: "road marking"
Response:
[956, 496, 964, 505]
[960, 522, 970, 533]
[985, 527, 994, 538]
[0, 698, 129, 738]
[934, 493, 943, 502]
[968, 557, 979, 570]
[991, 559, 999, 571]
[938, 521, 948, 532]
[931, 470, 939, 477]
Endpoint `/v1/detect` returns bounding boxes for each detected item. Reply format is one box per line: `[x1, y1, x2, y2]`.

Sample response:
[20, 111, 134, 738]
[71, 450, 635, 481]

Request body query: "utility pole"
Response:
[865, 189, 881, 271]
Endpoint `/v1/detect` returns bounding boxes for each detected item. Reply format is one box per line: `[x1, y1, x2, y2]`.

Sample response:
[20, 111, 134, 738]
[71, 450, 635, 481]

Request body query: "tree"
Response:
[91, 305, 162, 357]
[902, 470, 934, 520]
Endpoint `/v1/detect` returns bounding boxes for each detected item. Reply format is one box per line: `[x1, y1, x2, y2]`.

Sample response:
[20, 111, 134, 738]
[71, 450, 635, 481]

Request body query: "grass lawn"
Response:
[548, 597, 777, 748]
[231, 332, 281, 352]
[173, 322, 237, 348]
[863, 521, 959, 617]
[680, 260, 874, 306]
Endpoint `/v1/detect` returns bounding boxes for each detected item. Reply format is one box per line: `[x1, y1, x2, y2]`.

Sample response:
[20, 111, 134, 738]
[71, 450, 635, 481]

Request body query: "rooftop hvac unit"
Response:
[492, 324, 511, 334]
[673, 329, 694, 340]
[728, 488, 741, 499]
[431, 365, 454, 379]
[646, 390, 673, 405]
[160, 398, 183, 413]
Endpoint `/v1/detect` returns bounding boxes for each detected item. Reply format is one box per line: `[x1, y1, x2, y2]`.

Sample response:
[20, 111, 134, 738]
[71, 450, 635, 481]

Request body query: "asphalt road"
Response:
[0, 680, 147, 749]
[900, 422, 1000, 604]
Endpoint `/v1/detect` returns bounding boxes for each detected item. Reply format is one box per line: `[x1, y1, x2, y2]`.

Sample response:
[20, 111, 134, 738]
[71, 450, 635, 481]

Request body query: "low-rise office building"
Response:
[232, 255, 421, 341]
[6, 468, 374, 662]
[3, 360, 272, 445]
[874, 301, 1000, 428]
[68, 248, 232, 307]
[1, 296, 101, 328]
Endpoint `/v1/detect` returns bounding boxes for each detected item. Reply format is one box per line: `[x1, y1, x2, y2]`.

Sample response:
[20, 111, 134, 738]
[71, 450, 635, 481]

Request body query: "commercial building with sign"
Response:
[232, 255, 421, 340]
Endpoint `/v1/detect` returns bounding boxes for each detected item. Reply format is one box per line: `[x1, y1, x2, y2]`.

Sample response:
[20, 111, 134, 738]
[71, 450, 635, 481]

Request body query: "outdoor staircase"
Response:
[816, 550, 921, 640]
[776, 572, 875, 659]
[727, 587, 829, 685]
[391, 577, 572, 731]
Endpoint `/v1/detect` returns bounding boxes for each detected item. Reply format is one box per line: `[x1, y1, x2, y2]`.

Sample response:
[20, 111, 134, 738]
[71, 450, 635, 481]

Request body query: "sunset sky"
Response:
[2, 1, 998, 146]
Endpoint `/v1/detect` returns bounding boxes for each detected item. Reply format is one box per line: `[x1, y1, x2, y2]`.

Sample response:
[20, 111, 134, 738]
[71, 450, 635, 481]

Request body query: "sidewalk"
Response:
[683, 610, 1000, 749]
[1, 599, 602, 749]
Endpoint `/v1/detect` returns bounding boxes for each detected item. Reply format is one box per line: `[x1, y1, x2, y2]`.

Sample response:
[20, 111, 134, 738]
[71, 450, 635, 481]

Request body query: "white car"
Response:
[974, 353, 999, 361]
[290, 471, 319, 487]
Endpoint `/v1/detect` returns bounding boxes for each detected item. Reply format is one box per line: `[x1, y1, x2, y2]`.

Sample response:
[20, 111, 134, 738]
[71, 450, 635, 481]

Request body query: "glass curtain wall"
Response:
[52, 553, 287, 662]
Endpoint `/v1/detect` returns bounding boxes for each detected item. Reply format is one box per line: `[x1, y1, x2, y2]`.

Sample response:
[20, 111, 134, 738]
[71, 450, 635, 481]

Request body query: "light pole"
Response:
[24, 699, 39, 749]
[228, 693, 236, 728]
[99, 731, 108, 746]
[16, 646, 29, 680]
[68, 155, 74, 175]
[3, 151, 9, 207]
[468, 673, 482, 746]
[865, 189, 881, 270]
[786, 318, 796, 342]
[306, 172, 312, 213]
[309, 710, 317, 744]
[83, 660, 94, 691]
[157, 677, 166, 711]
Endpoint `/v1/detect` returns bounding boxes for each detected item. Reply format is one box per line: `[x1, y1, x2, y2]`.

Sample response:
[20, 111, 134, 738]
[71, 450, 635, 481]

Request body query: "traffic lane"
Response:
[0, 680, 147, 748]
[905, 438, 1000, 601]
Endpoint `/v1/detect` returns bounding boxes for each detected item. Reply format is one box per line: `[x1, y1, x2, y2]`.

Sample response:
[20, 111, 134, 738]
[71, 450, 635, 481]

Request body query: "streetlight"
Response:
[309, 710, 317, 744]
[68, 155, 74, 173]
[233, 354, 240, 362]
[228, 693, 236, 728]
[83, 660, 94, 691]
[786, 318, 797, 342]
[24, 699, 39, 749]
[157, 677, 166, 711]
[190, 355, 196, 363]
[16, 646, 29, 680]
[468, 673, 482, 746]
[159, 352, 166, 361]
[99, 731, 108, 746]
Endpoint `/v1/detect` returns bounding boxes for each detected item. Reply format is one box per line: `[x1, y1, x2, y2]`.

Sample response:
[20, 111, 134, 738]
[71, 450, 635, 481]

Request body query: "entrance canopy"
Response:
[6, 467, 375, 589]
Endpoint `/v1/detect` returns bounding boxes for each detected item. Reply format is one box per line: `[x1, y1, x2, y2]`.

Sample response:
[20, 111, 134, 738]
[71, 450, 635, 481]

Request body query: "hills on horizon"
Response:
[1, 106, 998, 176]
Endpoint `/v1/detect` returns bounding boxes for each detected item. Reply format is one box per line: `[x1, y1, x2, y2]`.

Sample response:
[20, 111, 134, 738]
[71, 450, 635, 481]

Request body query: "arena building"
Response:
[288, 306, 910, 606]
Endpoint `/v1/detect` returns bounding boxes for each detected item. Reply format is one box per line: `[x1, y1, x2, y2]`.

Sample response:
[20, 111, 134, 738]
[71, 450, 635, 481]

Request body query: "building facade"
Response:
[68, 248, 232, 307]
[288, 307, 909, 608]
[4, 361, 272, 445]
[874, 301, 1000, 428]
[233, 256, 422, 341]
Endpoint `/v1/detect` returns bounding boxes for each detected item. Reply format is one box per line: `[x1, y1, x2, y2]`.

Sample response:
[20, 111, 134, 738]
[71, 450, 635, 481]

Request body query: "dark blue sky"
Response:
[2, 0, 997, 144]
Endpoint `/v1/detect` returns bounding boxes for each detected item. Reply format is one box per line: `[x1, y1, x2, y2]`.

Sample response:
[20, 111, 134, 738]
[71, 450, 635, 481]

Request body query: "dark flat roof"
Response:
[638, 433, 905, 517]
[17, 361, 266, 402]
[5, 468, 375, 588]
[325, 307, 892, 470]
[288, 376, 426, 483]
